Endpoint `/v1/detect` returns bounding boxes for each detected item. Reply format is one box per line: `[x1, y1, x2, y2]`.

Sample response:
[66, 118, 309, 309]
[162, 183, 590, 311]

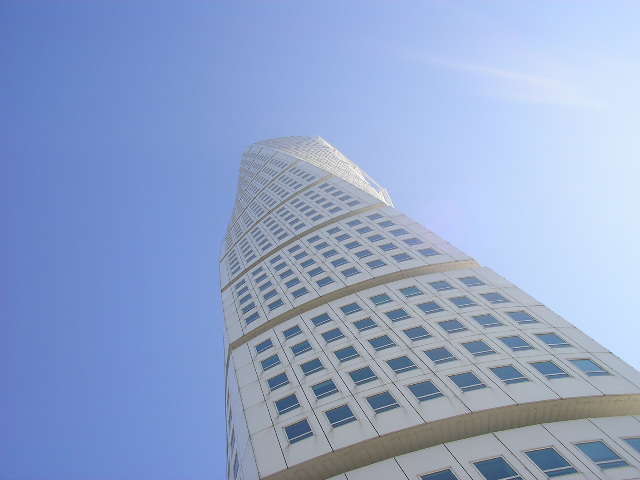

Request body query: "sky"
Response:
[2, 1, 640, 479]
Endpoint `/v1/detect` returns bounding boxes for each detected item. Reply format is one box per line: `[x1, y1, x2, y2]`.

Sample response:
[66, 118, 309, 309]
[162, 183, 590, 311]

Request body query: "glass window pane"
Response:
[449, 372, 487, 392]
[334, 346, 360, 362]
[531, 361, 570, 379]
[408, 380, 444, 402]
[506, 311, 538, 324]
[570, 359, 609, 376]
[300, 358, 324, 376]
[420, 469, 459, 480]
[322, 328, 345, 343]
[418, 301, 445, 314]
[275, 394, 300, 415]
[267, 373, 289, 391]
[291, 341, 312, 356]
[481, 293, 509, 304]
[348, 366, 378, 385]
[325, 404, 356, 428]
[366, 391, 400, 413]
[386, 356, 417, 373]
[499, 336, 534, 351]
[370, 293, 392, 305]
[425, 347, 457, 364]
[438, 319, 468, 334]
[575, 441, 629, 469]
[369, 335, 396, 351]
[340, 303, 362, 315]
[283, 325, 302, 339]
[311, 379, 338, 399]
[472, 314, 504, 328]
[255, 339, 273, 354]
[385, 308, 412, 321]
[463, 340, 495, 357]
[403, 326, 432, 341]
[430, 281, 453, 291]
[460, 276, 484, 287]
[536, 333, 571, 348]
[399, 286, 423, 297]
[623, 437, 640, 453]
[261, 354, 280, 371]
[284, 419, 313, 444]
[311, 313, 332, 327]
[474, 457, 522, 480]
[353, 318, 378, 331]
[525, 448, 578, 477]
[490, 365, 529, 384]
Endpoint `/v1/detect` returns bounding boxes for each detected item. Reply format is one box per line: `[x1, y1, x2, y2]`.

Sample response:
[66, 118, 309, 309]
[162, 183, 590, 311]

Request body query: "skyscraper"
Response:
[221, 136, 640, 480]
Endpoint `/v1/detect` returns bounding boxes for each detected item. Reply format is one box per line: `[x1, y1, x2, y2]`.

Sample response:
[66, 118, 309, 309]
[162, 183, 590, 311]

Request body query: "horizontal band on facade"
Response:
[227, 259, 480, 354]
[221, 202, 389, 292]
[262, 394, 640, 480]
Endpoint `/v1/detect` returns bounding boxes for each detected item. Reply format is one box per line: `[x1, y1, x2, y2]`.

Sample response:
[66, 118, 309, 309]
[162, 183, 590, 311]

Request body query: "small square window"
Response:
[385, 308, 412, 321]
[386, 356, 417, 374]
[357, 226, 373, 234]
[345, 241, 361, 250]
[308, 267, 325, 277]
[403, 326, 432, 341]
[404, 237, 423, 245]
[462, 340, 495, 357]
[575, 441, 629, 469]
[311, 313, 331, 327]
[499, 335, 534, 351]
[392, 253, 413, 262]
[325, 404, 356, 428]
[283, 325, 302, 339]
[366, 391, 399, 413]
[348, 366, 378, 385]
[368, 335, 396, 351]
[536, 333, 572, 348]
[417, 301, 445, 315]
[370, 293, 392, 305]
[459, 276, 484, 287]
[474, 457, 522, 480]
[472, 314, 504, 328]
[367, 233, 384, 242]
[399, 286, 423, 297]
[307, 235, 321, 243]
[346, 219, 362, 227]
[327, 227, 341, 235]
[366, 259, 387, 269]
[570, 359, 609, 376]
[331, 257, 348, 267]
[322, 328, 345, 343]
[291, 340, 312, 356]
[275, 394, 300, 415]
[355, 249, 373, 259]
[530, 361, 570, 379]
[341, 267, 360, 277]
[481, 292, 509, 304]
[316, 276, 334, 287]
[292, 287, 309, 298]
[506, 311, 538, 324]
[367, 213, 383, 220]
[449, 372, 486, 392]
[420, 469, 458, 480]
[335, 233, 351, 242]
[378, 220, 394, 227]
[300, 358, 324, 376]
[314, 241, 329, 250]
[261, 354, 280, 371]
[449, 296, 477, 308]
[525, 447, 578, 477]
[430, 281, 454, 291]
[418, 248, 439, 257]
[390, 228, 409, 236]
[312, 379, 339, 399]
[334, 346, 360, 362]
[340, 303, 362, 315]
[284, 419, 313, 444]
[322, 249, 338, 258]
[268, 299, 284, 311]
[255, 339, 273, 354]
[285, 278, 301, 288]
[353, 317, 378, 331]
[490, 365, 529, 384]
[267, 373, 289, 391]
[425, 347, 457, 364]
[438, 319, 468, 334]
[380, 242, 398, 251]
[408, 380, 444, 402]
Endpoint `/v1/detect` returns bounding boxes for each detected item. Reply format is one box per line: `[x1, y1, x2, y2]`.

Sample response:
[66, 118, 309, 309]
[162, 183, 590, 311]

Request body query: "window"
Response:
[575, 441, 628, 469]
[355, 249, 373, 259]
[307, 235, 321, 243]
[449, 372, 486, 392]
[366, 259, 387, 269]
[292, 287, 309, 298]
[316, 276, 334, 287]
[418, 248, 439, 256]
[399, 286, 423, 297]
[403, 326, 432, 341]
[536, 333, 572, 348]
[386, 356, 417, 373]
[327, 227, 341, 234]
[255, 339, 273, 354]
[425, 347, 457, 365]
[472, 314, 504, 328]
[499, 335, 534, 351]
[314, 241, 329, 250]
[408, 380, 444, 402]
[242, 302, 256, 314]
[288, 245, 301, 253]
[367, 233, 384, 241]
[252, 266, 264, 276]
[239, 294, 252, 305]
[322, 328, 345, 343]
[481, 292, 509, 304]
[623, 437, 640, 453]
[370, 293, 392, 305]
[261, 354, 280, 371]
[306, 267, 323, 277]
[378, 220, 394, 227]
[531, 361, 570, 379]
[353, 317, 377, 331]
[404, 237, 424, 245]
[506, 311, 538, 324]
[336, 233, 351, 241]
[349, 366, 378, 385]
[283, 325, 302, 339]
[417, 301, 445, 315]
[300, 358, 324, 376]
[322, 249, 338, 258]
[430, 280, 454, 291]
[438, 319, 468, 334]
[340, 303, 362, 315]
[420, 469, 458, 480]
[450, 296, 477, 308]
[274, 262, 287, 271]
[263, 289, 278, 300]
[525, 447, 578, 477]
[325, 404, 357, 428]
[367, 213, 382, 220]
[258, 281, 272, 292]
[291, 341, 312, 356]
[459, 276, 484, 287]
[275, 394, 300, 414]
[334, 346, 359, 362]
[245, 312, 260, 324]
[357, 226, 373, 234]
[368, 335, 396, 351]
[331, 257, 348, 267]
[474, 457, 523, 480]
[284, 419, 313, 444]
[294, 251, 308, 260]
[270, 255, 283, 264]
[366, 391, 399, 413]
[346, 219, 362, 226]
[312, 379, 339, 399]
[267, 373, 289, 391]
[300, 259, 316, 268]
[390, 228, 409, 236]
[463, 340, 495, 357]
[341, 267, 360, 277]
[490, 365, 529, 384]
[385, 308, 412, 321]
[570, 359, 609, 376]
[392, 253, 413, 262]
[285, 278, 301, 288]
[380, 242, 398, 251]
[310, 313, 331, 327]
[345, 241, 361, 250]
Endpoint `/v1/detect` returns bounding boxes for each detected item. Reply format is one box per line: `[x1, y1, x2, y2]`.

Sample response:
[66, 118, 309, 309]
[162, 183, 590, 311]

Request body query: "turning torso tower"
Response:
[220, 137, 640, 480]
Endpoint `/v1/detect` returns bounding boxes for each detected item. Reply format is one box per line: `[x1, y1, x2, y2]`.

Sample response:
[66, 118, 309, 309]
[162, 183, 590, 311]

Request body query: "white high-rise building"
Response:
[221, 136, 640, 480]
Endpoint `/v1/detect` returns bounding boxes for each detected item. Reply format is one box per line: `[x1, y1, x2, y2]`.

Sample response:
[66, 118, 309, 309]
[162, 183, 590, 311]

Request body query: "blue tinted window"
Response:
[261, 354, 280, 371]
[429, 281, 453, 291]
[490, 365, 529, 384]
[368, 335, 396, 351]
[348, 366, 378, 385]
[366, 391, 399, 413]
[283, 325, 302, 339]
[531, 361, 570, 379]
[474, 457, 522, 480]
[341, 267, 360, 277]
[463, 340, 495, 357]
[331, 257, 348, 267]
[417, 301, 444, 314]
[325, 405, 356, 428]
[353, 318, 377, 331]
[576, 441, 628, 469]
[267, 373, 289, 391]
[340, 303, 362, 315]
[275, 394, 300, 415]
[449, 372, 486, 392]
[570, 359, 609, 376]
[536, 333, 571, 348]
[506, 311, 538, 324]
[499, 336, 534, 351]
[481, 292, 509, 304]
[370, 293, 392, 305]
[316, 276, 334, 287]
[310, 313, 331, 327]
[385, 308, 412, 321]
[300, 358, 324, 376]
[425, 347, 456, 364]
[322, 328, 345, 343]
[472, 314, 503, 328]
[418, 248, 439, 256]
[399, 286, 423, 297]
[334, 346, 359, 362]
[408, 380, 444, 402]
[525, 448, 578, 477]
[450, 296, 477, 308]
[386, 356, 417, 373]
[366, 259, 387, 269]
[392, 253, 413, 262]
[438, 319, 467, 334]
[291, 341, 312, 356]
[403, 326, 431, 341]
[312, 379, 338, 399]
[268, 298, 284, 311]
[460, 276, 484, 287]
[255, 339, 273, 354]
[420, 469, 458, 480]
[284, 419, 313, 444]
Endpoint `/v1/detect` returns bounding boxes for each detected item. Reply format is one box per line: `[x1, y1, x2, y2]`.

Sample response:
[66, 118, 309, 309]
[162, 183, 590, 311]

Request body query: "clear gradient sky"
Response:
[3, 2, 640, 479]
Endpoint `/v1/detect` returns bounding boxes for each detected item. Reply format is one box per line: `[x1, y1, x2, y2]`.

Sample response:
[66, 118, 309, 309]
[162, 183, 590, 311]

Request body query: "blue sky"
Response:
[3, 2, 640, 479]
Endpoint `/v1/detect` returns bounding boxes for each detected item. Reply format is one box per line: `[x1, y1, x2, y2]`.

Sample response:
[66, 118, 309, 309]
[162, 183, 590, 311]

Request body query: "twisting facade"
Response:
[221, 137, 640, 480]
